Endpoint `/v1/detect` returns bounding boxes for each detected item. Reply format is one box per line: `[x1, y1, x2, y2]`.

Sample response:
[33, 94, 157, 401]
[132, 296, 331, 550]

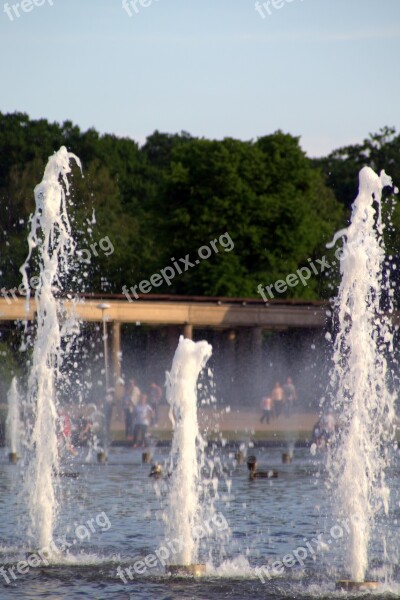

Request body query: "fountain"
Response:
[20, 146, 82, 553]
[326, 166, 396, 589]
[164, 335, 213, 576]
[6, 377, 22, 464]
[2, 149, 400, 597]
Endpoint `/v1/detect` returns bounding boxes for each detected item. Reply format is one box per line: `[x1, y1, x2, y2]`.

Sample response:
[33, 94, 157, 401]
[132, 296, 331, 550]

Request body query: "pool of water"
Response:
[1, 446, 399, 599]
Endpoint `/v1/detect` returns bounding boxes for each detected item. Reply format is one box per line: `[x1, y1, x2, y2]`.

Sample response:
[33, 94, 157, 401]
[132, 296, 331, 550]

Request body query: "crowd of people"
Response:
[54, 378, 163, 455]
[57, 410, 95, 456]
[13, 373, 338, 459]
[259, 377, 297, 424]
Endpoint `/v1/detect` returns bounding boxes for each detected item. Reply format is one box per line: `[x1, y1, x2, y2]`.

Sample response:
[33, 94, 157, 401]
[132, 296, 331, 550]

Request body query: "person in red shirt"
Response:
[57, 410, 78, 456]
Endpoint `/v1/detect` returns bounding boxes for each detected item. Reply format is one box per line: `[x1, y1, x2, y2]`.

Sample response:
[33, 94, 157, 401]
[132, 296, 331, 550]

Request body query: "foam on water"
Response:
[164, 335, 212, 566]
[21, 147, 81, 552]
[326, 167, 396, 582]
[207, 556, 254, 577]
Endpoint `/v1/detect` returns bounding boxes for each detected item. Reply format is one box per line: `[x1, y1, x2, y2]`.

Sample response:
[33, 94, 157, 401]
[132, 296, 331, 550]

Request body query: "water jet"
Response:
[164, 336, 212, 575]
[6, 377, 22, 463]
[327, 166, 396, 584]
[21, 146, 82, 552]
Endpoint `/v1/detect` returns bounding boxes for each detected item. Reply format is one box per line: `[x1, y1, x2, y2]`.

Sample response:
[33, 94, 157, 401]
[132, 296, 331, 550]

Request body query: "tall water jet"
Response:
[326, 166, 396, 584]
[6, 377, 22, 463]
[165, 335, 212, 573]
[21, 147, 81, 552]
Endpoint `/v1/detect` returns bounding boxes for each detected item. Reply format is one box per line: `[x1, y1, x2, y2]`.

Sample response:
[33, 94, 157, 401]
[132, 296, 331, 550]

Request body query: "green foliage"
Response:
[314, 126, 400, 263]
[314, 127, 400, 210]
[3, 111, 383, 301]
[156, 133, 343, 297]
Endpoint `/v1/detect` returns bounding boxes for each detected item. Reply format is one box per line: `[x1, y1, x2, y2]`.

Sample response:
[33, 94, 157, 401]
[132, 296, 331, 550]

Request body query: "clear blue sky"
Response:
[0, 0, 399, 157]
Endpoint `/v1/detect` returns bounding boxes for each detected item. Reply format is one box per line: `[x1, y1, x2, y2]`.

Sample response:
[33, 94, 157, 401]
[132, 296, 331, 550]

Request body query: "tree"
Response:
[0, 113, 346, 301]
[155, 132, 343, 298]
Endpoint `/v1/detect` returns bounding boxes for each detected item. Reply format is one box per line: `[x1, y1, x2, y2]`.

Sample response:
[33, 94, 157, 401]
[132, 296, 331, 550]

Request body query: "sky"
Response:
[0, 0, 399, 157]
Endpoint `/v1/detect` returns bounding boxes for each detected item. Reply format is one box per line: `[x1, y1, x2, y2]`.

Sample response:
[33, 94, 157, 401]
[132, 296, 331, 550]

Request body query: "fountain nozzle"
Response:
[335, 580, 380, 591]
[8, 452, 18, 464]
[167, 564, 206, 577]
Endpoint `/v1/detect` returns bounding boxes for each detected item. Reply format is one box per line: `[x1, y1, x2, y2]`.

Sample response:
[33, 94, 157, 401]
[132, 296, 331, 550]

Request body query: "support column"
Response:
[236, 326, 264, 404]
[251, 326, 263, 402]
[221, 329, 236, 405]
[144, 328, 159, 382]
[236, 328, 249, 406]
[111, 321, 123, 405]
[167, 326, 181, 353]
[183, 323, 193, 340]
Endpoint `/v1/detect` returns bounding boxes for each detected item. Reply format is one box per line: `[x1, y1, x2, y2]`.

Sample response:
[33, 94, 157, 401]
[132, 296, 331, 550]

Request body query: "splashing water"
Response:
[6, 377, 22, 456]
[21, 147, 81, 552]
[165, 336, 213, 566]
[326, 166, 396, 582]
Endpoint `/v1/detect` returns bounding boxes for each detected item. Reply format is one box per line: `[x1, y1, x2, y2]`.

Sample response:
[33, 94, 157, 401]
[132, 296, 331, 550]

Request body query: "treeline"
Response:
[1, 112, 399, 300]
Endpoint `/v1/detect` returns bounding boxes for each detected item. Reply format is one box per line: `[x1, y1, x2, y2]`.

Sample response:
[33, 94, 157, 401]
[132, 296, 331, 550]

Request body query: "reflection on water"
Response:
[0, 447, 399, 599]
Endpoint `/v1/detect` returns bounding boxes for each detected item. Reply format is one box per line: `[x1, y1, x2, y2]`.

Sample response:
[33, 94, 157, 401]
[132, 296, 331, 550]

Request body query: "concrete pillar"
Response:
[251, 326, 263, 401]
[236, 327, 263, 406]
[167, 326, 181, 353]
[144, 328, 159, 382]
[102, 320, 110, 392]
[183, 323, 193, 340]
[236, 328, 251, 406]
[111, 321, 123, 403]
[221, 329, 236, 404]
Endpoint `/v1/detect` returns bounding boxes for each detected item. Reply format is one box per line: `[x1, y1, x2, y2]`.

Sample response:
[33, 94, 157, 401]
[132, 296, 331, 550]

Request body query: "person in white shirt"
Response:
[123, 379, 141, 438]
[130, 379, 141, 407]
[132, 394, 154, 448]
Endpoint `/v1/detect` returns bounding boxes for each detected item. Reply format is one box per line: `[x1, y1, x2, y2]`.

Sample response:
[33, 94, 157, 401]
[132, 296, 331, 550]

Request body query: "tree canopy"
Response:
[2, 112, 398, 301]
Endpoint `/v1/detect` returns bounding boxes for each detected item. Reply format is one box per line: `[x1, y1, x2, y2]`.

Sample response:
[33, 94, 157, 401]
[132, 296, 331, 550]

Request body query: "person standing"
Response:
[123, 378, 141, 439]
[271, 382, 284, 419]
[260, 395, 273, 424]
[130, 378, 141, 407]
[122, 383, 133, 438]
[283, 377, 297, 416]
[132, 394, 154, 448]
[57, 409, 78, 456]
[104, 388, 115, 437]
[148, 382, 162, 425]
